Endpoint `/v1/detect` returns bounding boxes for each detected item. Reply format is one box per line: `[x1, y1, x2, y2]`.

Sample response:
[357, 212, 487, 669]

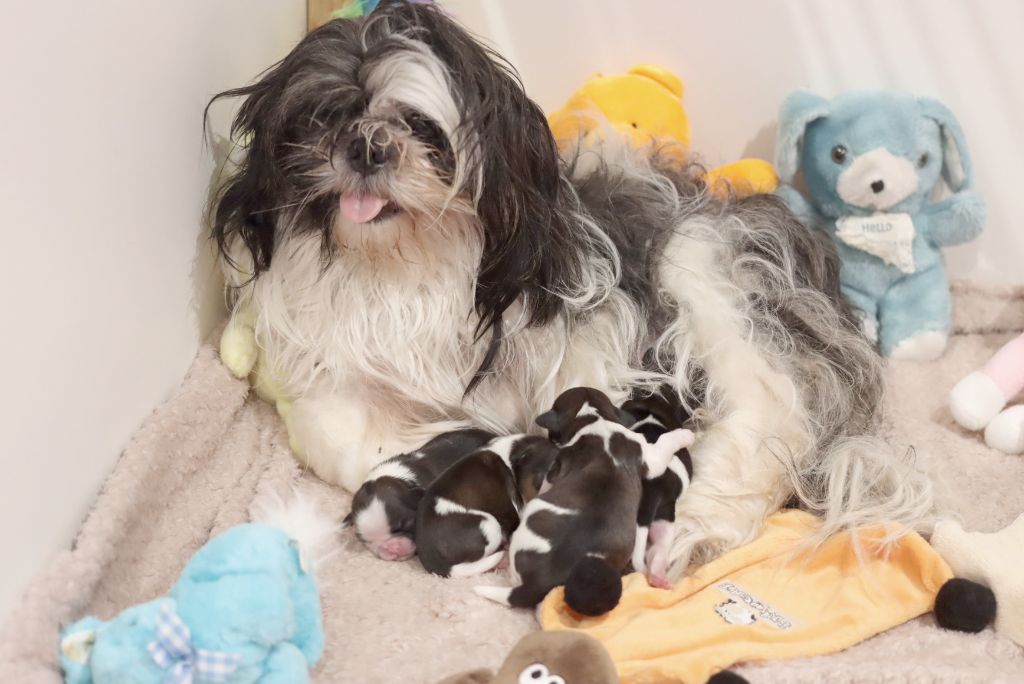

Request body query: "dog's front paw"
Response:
[219, 321, 258, 378]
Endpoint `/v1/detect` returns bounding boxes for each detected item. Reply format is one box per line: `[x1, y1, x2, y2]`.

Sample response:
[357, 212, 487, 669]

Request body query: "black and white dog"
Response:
[622, 391, 694, 588]
[210, 0, 929, 573]
[476, 388, 691, 613]
[346, 428, 495, 560]
[416, 434, 557, 578]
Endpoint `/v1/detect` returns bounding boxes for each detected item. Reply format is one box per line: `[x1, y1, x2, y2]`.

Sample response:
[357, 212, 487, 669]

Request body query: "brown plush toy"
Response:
[436, 631, 620, 684]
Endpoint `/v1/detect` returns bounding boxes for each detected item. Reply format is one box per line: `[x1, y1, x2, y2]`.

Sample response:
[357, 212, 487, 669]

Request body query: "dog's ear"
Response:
[917, 98, 973, 191]
[618, 406, 639, 428]
[775, 90, 830, 183]
[406, 4, 586, 331]
[535, 409, 561, 432]
[341, 511, 354, 528]
[205, 61, 291, 278]
[471, 79, 584, 333]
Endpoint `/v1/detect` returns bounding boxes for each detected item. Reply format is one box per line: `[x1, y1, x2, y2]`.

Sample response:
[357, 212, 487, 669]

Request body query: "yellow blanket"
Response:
[538, 510, 952, 684]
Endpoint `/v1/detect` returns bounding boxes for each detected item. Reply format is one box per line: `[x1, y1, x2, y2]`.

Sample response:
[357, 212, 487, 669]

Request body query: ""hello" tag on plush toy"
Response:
[834, 213, 916, 274]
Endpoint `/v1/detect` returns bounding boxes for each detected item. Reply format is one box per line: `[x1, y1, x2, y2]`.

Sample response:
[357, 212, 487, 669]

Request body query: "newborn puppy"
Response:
[476, 387, 693, 614]
[622, 391, 695, 589]
[417, 434, 558, 578]
[622, 384, 691, 442]
[345, 428, 495, 561]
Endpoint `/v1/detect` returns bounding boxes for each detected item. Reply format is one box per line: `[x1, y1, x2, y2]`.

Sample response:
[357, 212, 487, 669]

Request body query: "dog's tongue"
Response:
[339, 192, 388, 224]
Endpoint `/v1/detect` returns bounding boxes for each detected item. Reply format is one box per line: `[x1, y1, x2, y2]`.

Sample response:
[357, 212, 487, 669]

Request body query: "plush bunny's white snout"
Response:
[836, 148, 919, 210]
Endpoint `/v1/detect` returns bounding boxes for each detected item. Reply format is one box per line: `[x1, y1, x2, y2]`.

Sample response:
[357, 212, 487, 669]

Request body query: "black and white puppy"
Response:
[346, 428, 495, 561]
[476, 388, 692, 614]
[622, 391, 695, 588]
[416, 434, 558, 578]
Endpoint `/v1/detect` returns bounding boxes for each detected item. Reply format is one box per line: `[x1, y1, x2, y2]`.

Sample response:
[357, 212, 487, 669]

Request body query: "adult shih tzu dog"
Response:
[209, 1, 932, 571]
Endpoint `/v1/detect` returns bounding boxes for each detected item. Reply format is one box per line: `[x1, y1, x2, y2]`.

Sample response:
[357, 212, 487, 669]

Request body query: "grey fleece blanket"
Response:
[2, 282, 1023, 683]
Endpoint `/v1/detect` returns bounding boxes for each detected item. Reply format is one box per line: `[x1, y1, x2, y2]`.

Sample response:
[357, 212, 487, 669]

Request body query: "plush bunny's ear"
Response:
[775, 90, 831, 183]
[59, 617, 104, 684]
[917, 97, 973, 191]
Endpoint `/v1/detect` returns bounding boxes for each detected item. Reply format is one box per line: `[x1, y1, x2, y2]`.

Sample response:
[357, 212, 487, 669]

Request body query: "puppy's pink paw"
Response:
[495, 553, 510, 572]
[647, 574, 672, 590]
[375, 536, 416, 561]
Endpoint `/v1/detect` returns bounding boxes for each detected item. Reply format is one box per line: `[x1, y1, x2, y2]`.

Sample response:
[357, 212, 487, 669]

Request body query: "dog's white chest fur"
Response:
[248, 228, 483, 421]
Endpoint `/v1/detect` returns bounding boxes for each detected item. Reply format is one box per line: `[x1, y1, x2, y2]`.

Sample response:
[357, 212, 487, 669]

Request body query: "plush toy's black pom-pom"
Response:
[934, 578, 997, 633]
[564, 557, 622, 617]
[707, 671, 750, 684]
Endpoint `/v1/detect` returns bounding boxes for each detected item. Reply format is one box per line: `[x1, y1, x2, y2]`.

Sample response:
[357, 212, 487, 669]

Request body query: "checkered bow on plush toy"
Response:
[58, 509, 329, 684]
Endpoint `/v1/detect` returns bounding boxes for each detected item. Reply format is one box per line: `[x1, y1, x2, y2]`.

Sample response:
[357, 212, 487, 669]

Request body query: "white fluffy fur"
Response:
[655, 219, 813, 572]
[366, 459, 416, 484]
[252, 491, 337, 572]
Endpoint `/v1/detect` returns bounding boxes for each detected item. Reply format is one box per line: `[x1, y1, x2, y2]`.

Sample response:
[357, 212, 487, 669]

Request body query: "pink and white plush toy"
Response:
[949, 333, 1024, 454]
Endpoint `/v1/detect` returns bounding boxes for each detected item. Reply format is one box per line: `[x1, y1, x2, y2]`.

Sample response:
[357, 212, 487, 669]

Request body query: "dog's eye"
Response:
[404, 111, 441, 141]
[917, 152, 929, 168]
[830, 145, 848, 164]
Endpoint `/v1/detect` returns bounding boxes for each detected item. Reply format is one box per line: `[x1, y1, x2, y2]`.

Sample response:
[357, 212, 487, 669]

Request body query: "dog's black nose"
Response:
[870, 180, 885, 194]
[348, 135, 393, 175]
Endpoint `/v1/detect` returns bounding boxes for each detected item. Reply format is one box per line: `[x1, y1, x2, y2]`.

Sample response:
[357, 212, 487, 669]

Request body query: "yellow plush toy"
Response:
[220, 305, 304, 455]
[548, 64, 778, 197]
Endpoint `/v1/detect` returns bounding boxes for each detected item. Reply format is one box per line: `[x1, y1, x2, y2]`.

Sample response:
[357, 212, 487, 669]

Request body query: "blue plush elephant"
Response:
[775, 90, 985, 360]
[58, 523, 324, 684]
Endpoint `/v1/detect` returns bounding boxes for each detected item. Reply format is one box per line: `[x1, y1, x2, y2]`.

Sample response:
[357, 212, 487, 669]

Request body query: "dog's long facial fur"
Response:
[209, 1, 599, 380]
[208, 1, 933, 570]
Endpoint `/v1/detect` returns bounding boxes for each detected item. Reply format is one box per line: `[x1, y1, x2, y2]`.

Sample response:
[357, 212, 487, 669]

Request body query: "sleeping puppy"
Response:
[622, 391, 695, 588]
[345, 428, 495, 561]
[416, 434, 558, 578]
[476, 387, 693, 615]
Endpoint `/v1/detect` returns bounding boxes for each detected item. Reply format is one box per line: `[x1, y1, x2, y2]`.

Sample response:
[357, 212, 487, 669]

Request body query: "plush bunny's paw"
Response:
[949, 190, 986, 224]
[983, 405, 1024, 455]
[889, 331, 947, 362]
[220, 322, 259, 378]
[950, 371, 1007, 431]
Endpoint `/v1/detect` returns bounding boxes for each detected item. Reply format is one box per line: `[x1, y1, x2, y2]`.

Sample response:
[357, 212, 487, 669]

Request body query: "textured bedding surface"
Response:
[2, 282, 1023, 683]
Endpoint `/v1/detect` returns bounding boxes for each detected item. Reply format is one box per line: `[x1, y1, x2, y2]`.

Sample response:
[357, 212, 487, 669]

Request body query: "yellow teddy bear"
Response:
[220, 303, 304, 456]
[548, 64, 778, 197]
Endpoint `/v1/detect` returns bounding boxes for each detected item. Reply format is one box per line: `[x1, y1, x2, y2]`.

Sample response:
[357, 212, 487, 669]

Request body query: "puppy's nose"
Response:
[347, 135, 394, 175]
[870, 179, 885, 194]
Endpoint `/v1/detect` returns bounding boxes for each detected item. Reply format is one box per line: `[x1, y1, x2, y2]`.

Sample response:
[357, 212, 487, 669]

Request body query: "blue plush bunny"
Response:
[775, 90, 985, 360]
[58, 521, 325, 684]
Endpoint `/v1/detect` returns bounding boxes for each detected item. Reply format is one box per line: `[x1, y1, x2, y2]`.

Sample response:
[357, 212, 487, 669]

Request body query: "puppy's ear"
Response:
[341, 512, 354, 528]
[544, 455, 565, 486]
[775, 90, 830, 183]
[535, 410, 561, 432]
[618, 407, 639, 427]
[917, 97, 973, 191]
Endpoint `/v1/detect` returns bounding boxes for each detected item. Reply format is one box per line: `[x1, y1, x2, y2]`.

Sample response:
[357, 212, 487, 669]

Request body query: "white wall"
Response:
[0, 1, 305, 613]
[2, 0, 1020, 617]
[447, 0, 1023, 285]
